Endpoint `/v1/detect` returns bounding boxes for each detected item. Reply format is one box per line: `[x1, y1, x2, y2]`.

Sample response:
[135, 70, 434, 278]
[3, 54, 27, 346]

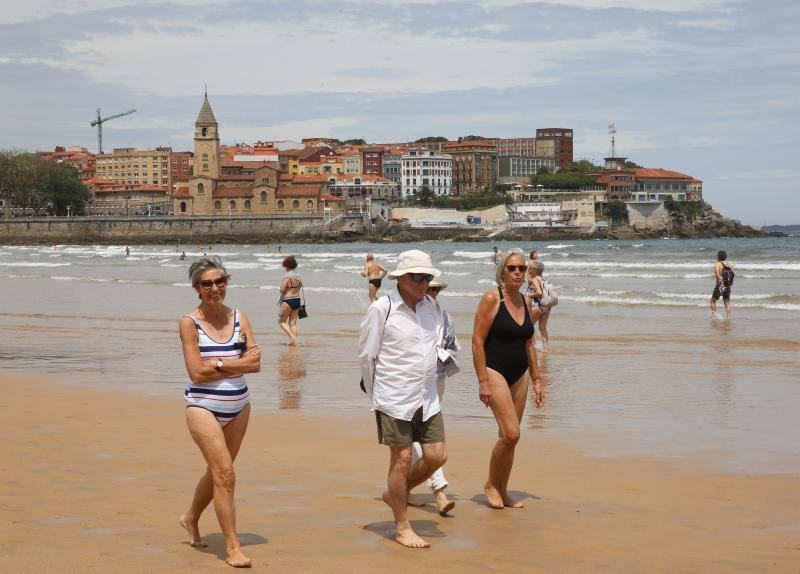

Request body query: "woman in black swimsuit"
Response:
[279, 255, 302, 345]
[472, 250, 544, 510]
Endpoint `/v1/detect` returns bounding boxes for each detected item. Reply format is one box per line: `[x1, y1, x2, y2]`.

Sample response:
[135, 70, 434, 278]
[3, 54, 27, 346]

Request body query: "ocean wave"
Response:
[564, 294, 800, 311]
[0, 261, 72, 267]
[452, 250, 493, 259]
[632, 244, 645, 248]
[334, 265, 364, 271]
[546, 244, 574, 249]
[543, 261, 800, 271]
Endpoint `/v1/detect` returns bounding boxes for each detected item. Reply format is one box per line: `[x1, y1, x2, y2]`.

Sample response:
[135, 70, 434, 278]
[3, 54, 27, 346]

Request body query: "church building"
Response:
[174, 94, 343, 217]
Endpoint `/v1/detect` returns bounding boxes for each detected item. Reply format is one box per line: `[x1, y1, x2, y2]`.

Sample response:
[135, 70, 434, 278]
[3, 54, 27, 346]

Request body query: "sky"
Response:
[1, 0, 798, 225]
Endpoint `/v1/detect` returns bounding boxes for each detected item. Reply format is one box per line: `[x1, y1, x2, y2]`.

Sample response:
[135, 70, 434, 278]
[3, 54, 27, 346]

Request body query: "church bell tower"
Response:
[194, 91, 220, 179]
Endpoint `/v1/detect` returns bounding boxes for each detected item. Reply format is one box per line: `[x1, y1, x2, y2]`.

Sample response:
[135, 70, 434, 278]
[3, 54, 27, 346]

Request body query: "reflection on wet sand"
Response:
[527, 349, 551, 429]
[277, 347, 306, 410]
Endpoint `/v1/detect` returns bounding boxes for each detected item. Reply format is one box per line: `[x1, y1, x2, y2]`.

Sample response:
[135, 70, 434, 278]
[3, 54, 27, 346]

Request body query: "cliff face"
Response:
[630, 202, 768, 238]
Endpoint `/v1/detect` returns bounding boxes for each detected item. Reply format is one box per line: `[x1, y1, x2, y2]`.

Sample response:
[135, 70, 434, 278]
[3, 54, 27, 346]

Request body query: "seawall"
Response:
[0, 215, 365, 245]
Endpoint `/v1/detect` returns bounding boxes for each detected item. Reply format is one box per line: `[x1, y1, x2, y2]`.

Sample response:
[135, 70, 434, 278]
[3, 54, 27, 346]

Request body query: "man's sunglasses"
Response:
[199, 276, 230, 290]
[409, 273, 434, 283]
[505, 265, 528, 273]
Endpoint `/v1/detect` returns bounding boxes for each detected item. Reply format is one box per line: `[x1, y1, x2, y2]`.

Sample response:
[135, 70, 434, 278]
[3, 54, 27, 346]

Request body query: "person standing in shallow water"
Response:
[472, 250, 544, 509]
[710, 250, 734, 319]
[361, 252, 388, 302]
[178, 256, 261, 568]
[278, 255, 303, 345]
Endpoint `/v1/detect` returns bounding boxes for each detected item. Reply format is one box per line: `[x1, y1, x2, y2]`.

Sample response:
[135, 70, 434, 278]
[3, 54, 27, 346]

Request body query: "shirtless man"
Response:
[710, 250, 734, 319]
[362, 253, 389, 302]
[492, 246, 503, 265]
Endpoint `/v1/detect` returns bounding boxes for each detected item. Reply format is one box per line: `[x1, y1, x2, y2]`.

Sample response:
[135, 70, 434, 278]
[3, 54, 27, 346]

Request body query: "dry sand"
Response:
[1, 375, 798, 573]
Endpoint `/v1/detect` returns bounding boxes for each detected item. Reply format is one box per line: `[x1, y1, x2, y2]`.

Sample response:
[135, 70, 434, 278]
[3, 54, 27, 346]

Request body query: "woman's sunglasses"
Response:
[505, 265, 527, 273]
[199, 276, 230, 290]
[409, 273, 434, 283]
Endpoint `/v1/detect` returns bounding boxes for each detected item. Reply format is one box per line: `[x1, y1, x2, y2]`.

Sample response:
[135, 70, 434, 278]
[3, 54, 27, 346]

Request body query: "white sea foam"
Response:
[52, 275, 79, 281]
[452, 250, 492, 259]
[543, 260, 800, 271]
[546, 244, 574, 249]
[632, 244, 645, 248]
[0, 261, 71, 267]
[334, 265, 363, 271]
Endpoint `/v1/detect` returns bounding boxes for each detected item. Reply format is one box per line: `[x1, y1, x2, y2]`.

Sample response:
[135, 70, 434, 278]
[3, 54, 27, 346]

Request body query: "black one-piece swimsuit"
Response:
[484, 287, 535, 386]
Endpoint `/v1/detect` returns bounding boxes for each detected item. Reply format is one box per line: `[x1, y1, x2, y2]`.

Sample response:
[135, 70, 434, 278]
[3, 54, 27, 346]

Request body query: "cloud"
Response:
[576, 130, 660, 159]
[217, 116, 360, 142]
[341, 0, 735, 11]
[671, 17, 738, 30]
[0, 0, 237, 25]
[716, 168, 800, 180]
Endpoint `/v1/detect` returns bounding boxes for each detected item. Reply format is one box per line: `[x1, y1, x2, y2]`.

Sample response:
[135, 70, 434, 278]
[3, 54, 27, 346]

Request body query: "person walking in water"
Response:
[178, 256, 261, 568]
[492, 246, 503, 265]
[527, 259, 553, 350]
[279, 255, 303, 345]
[408, 278, 458, 516]
[361, 252, 388, 302]
[358, 249, 447, 548]
[472, 250, 544, 509]
[710, 250, 735, 319]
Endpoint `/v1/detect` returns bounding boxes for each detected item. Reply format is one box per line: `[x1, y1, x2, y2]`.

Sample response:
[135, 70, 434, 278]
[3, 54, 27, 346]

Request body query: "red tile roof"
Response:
[320, 194, 344, 202]
[173, 188, 191, 197]
[630, 168, 693, 180]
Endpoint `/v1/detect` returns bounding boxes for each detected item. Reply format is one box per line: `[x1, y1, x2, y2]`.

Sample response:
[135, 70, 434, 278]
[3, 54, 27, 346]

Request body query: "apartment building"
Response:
[535, 128, 573, 167]
[95, 147, 171, 189]
[400, 149, 453, 199]
[485, 137, 537, 157]
[443, 140, 497, 195]
[497, 156, 559, 181]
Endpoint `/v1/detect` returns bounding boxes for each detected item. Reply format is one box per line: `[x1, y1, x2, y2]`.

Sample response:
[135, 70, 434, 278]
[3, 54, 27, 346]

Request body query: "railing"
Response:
[291, 213, 345, 236]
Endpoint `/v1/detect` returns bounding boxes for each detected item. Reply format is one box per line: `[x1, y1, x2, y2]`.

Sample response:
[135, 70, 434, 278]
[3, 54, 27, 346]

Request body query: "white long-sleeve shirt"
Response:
[358, 289, 444, 422]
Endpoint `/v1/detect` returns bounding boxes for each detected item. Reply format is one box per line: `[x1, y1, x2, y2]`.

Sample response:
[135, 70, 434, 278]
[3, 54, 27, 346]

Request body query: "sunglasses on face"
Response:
[505, 265, 527, 273]
[409, 273, 434, 283]
[199, 276, 230, 290]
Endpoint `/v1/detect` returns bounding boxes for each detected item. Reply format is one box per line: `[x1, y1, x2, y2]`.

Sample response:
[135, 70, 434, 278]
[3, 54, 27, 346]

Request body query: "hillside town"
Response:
[17, 94, 703, 232]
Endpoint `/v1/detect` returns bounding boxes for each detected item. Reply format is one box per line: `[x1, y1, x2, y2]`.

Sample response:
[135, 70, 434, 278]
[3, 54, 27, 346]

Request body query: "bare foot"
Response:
[179, 513, 206, 547]
[407, 492, 426, 507]
[501, 493, 525, 509]
[226, 548, 252, 568]
[395, 527, 430, 549]
[435, 492, 455, 515]
[483, 484, 504, 509]
[288, 339, 297, 346]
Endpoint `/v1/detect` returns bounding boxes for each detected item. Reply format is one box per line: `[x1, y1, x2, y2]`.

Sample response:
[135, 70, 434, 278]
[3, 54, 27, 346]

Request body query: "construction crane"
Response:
[90, 108, 136, 154]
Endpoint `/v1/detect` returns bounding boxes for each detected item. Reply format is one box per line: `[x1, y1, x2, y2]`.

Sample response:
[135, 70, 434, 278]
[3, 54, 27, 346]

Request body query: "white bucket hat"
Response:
[387, 249, 442, 279]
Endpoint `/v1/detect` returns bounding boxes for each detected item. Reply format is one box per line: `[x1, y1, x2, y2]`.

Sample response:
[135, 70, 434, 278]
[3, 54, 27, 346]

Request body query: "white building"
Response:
[509, 202, 566, 227]
[401, 148, 452, 199]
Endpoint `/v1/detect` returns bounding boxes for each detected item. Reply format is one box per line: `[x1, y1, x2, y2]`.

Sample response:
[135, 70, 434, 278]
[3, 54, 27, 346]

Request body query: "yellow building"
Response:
[443, 140, 497, 195]
[95, 147, 171, 188]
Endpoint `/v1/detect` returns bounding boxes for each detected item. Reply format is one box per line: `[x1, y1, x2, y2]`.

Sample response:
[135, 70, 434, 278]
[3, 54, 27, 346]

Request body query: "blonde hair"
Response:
[494, 249, 526, 288]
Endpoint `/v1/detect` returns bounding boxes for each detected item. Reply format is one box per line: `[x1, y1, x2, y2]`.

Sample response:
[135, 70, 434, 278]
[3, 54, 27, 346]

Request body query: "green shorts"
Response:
[375, 407, 445, 447]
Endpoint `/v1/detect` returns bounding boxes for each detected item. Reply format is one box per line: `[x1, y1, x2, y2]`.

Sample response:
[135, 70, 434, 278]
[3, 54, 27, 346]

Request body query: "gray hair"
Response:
[189, 255, 228, 288]
[495, 249, 527, 287]
[529, 259, 545, 274]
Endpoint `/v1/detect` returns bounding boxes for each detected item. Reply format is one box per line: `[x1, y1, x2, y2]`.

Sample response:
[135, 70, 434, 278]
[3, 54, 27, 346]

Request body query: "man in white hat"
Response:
[358, 249, 447, 548]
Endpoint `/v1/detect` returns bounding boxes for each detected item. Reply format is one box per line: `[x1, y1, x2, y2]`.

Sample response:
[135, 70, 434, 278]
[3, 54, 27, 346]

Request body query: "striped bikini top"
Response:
[186, 310, 245, 385]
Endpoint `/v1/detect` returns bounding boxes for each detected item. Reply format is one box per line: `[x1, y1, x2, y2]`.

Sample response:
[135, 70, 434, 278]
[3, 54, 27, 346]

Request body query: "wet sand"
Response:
[1, 375, 798, 573]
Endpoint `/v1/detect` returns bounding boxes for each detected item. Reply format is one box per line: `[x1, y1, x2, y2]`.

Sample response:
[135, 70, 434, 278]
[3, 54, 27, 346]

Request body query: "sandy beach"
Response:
[1, 375, 798, 573]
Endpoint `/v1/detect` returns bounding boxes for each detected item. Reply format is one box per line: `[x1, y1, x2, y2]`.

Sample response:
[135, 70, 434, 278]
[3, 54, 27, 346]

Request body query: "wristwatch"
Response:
[216, 358, 224, 370]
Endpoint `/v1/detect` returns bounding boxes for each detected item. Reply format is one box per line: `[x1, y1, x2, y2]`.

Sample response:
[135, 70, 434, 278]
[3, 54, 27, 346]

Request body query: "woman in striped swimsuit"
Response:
[178, 256, 261, 568]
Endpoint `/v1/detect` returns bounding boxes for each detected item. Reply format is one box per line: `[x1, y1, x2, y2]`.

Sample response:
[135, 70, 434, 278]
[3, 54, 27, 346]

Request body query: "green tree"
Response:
[342, 138, 366, 146]
[416, 184, 434, 206]
[605, 200, 628, 228]
[462, 135, 486, 141]
[414, 136, 449, 143]
[0, 151, 91, 215]
[563, 159, 600, 174]
[624, 161, 642, 168]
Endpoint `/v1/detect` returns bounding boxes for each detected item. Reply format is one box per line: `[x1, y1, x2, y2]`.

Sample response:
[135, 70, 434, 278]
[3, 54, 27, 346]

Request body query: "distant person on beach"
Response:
[527, 259, 552, 350]
[529, 248, 539, 261]
[125, 246, 130, 256]
[358, 249, 447, 548]
[408, 278, 458, 516]
[492, 246, 503, 265]
[180, 251, 187, 261]
[178, 256, 261, 568]
[710, 250, 735, 318]
[279, 255, 303, 345]
[361, 252, 389, 302]
[472, 250, 544, 509]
